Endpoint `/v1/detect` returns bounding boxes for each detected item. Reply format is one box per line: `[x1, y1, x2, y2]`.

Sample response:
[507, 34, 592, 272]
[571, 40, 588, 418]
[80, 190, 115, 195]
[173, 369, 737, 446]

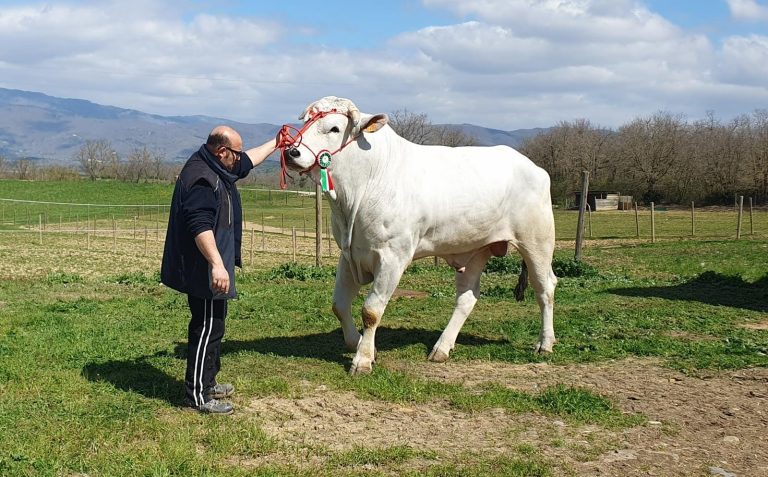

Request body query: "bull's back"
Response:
[404, 144, 553, 254]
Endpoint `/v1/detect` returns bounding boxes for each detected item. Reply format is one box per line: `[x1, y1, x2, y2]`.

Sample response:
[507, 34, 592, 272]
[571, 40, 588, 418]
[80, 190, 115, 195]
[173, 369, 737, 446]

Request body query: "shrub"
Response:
[267, 262, 336, 281]
[552, 258, 598, 278]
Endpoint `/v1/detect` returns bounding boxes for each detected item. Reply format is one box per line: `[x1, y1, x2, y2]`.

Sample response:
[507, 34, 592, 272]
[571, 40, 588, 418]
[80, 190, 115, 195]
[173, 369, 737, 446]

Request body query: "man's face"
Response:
[216, 142, 243, 171]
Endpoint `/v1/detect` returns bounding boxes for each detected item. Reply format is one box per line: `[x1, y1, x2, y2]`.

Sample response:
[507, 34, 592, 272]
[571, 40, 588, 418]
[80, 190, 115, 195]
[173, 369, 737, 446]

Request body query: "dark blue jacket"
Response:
[161, 145, 252, 299]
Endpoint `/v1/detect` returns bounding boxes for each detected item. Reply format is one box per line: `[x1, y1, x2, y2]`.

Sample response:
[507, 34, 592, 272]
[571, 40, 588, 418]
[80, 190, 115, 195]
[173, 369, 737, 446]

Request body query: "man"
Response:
[161, 126, 276, 414]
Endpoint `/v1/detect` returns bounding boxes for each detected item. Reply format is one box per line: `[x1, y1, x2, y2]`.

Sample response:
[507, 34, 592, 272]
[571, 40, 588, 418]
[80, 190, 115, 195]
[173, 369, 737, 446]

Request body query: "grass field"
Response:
[1, 180, 767, 476]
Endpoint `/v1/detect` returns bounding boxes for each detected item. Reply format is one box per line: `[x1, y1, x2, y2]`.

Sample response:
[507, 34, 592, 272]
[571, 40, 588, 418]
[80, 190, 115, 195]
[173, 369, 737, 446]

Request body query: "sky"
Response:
[0, 0, 767, 131]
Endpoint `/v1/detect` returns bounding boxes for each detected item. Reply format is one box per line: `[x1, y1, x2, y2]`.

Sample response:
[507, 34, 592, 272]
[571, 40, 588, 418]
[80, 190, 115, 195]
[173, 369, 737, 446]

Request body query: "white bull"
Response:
[280, 96, 557, 375]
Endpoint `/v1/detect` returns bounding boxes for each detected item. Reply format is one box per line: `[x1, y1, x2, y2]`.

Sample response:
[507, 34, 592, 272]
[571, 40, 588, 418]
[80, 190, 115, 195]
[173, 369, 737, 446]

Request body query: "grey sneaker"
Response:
[187, 398, 234, 415]
[205, 383, 235, 399]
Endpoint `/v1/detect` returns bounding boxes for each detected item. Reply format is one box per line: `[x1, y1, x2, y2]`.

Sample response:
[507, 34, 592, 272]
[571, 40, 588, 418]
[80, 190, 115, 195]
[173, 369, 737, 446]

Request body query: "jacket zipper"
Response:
[227, 189, 232, 226]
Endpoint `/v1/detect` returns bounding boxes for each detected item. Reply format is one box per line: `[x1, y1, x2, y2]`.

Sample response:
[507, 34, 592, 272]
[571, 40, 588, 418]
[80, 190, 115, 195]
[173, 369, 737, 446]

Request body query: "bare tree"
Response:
[746, 109, 768, 201]
[151, 151, 167, 181]
[125, 146, 154, 182]
[389, 109, 433, 144]
[614, 112, 686, 203]
[41, 165, 80, 181]
[389, 109, 477, 147]
[521, 119, 613, 203]
[432, 125, 477, 147]
[15, 159, 32, 180]
[75, 140, 115, 180]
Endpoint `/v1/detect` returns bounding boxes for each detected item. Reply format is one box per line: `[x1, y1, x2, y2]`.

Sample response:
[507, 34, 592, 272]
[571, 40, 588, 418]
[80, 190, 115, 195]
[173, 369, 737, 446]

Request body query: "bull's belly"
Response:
[412, 221, 515, 259]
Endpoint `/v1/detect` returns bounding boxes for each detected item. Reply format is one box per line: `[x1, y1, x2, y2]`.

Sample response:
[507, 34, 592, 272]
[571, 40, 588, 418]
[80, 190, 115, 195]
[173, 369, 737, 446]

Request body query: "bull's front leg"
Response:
[332, 255, 363, 351]
[350, 253, 407, 376]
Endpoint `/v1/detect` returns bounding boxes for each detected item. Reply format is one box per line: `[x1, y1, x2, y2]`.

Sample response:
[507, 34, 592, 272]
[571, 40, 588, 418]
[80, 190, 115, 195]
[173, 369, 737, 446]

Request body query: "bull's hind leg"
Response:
[332, 256, 363, 351]
[428, 248, 492, 363]
[518, 244, 558, 353]
[350, 252, 409, 376]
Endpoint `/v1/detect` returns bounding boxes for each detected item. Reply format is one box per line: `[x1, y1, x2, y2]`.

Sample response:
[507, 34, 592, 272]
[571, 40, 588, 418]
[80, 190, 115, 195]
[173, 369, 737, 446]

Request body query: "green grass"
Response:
[1, 179, 768, 475]
[3, 179, 768, 240]
[0, 179, 332, 235]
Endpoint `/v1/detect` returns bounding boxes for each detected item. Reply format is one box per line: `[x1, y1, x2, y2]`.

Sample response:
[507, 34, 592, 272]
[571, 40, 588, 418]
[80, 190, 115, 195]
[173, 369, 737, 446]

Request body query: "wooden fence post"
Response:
[587, 203, 593, 238]
[575, 171, 589, 261]
[38, 214, 42, 245]
[691, 201, 695, 237]
[250, 228, 254, 266]
[651, 202, 656, 243]
[736, 195, 744, 239]
[155, 205, 160, 241]
[261, 213, 265, 251]
[315, 183, 322, 267]
[292, 226, 297, 262]
[749, 197, 754, 235]
[635, 202, 640, 238]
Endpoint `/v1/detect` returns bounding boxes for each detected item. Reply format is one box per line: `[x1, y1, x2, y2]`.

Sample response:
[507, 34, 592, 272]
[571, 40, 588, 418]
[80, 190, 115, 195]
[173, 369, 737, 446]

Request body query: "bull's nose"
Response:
[288, 147, 301, 158]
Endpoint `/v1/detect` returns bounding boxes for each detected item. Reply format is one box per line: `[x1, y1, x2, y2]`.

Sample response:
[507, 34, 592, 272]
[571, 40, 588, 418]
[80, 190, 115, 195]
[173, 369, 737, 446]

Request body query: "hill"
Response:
[0, 88, 545, 164]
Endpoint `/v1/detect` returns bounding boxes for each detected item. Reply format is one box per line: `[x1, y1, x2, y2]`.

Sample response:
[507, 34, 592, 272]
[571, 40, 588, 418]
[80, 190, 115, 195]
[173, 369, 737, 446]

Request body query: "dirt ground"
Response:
[244, 358, 768, 476]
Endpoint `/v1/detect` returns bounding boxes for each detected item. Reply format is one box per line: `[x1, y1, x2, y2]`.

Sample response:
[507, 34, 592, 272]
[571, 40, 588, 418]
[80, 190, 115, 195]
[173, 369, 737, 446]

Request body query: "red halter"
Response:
[275, 109, 359, 190]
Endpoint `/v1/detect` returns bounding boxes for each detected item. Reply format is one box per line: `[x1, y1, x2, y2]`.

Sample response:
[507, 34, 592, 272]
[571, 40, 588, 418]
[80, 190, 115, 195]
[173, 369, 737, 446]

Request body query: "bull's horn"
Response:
[348, 104, 360, 127]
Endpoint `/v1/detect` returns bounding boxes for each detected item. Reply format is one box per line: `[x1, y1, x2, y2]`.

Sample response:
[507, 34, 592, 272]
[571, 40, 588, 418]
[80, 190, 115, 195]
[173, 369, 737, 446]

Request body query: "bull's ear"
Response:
[358, 114, 388, 134]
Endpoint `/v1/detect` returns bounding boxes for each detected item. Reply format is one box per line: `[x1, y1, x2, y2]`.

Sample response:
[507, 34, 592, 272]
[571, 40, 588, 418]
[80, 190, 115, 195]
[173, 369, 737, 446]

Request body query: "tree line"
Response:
[389, 108, 768, 206]
[519, 110, 768, 206]
[1, 109, 766, 206]
[0, 140, 179, 183]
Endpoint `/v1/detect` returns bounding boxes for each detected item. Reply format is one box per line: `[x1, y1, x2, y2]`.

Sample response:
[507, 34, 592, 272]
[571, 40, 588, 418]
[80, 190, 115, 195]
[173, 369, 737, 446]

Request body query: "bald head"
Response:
[206, 125, 243, 151]
[205, 125, 245, 171]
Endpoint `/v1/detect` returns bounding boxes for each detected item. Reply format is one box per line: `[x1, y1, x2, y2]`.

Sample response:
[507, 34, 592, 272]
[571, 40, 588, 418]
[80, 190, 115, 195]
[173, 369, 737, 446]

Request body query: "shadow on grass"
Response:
[82, 355, 185, 406]
[221, 327, 502, 363]
[608, 271, 768, 312]
[81, 328, 503, 405]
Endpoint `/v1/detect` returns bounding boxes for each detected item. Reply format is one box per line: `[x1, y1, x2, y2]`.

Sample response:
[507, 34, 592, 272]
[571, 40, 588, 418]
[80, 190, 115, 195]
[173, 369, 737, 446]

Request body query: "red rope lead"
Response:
[275, 109, 359, 191]
[275, 124, 302, 190]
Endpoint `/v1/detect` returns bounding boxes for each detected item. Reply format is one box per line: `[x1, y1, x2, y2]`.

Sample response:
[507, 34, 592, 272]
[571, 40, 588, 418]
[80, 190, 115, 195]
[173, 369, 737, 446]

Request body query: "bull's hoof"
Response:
[428, 348, 450, 363]
[534, 337, 557, 354]
[349, 362, 373, 376]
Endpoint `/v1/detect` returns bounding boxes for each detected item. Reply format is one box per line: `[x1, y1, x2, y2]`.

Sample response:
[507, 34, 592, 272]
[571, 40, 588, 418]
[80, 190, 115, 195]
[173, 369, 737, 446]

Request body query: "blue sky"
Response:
[0, 0, 767, 130]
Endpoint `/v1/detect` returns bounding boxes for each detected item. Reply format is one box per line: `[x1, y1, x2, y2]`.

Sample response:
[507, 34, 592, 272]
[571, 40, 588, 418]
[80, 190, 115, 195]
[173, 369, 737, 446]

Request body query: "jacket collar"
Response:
[199, 145, 238, 186]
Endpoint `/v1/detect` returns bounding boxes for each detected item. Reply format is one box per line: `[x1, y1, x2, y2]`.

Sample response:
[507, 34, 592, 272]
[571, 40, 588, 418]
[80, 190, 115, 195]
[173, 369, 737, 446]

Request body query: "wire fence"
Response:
[1, 193, 766, 269]
[0, 190, 342, 266]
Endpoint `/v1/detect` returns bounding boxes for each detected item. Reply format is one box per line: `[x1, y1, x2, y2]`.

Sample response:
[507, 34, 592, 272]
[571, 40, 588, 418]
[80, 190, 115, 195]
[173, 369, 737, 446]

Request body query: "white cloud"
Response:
[717, 34, 768, 86]
[0, 0, 766, 131]
[726, 0, 768, 22]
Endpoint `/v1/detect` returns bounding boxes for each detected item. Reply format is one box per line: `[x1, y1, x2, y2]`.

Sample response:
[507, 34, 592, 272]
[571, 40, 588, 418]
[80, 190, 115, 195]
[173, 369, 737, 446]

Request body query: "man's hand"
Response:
[193, 230, 229, 294]
[211, 262, 230, 294]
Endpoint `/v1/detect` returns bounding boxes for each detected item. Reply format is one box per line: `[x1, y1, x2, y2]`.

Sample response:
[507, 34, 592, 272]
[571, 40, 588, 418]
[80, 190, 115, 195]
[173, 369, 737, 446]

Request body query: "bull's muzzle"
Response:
[283, 147, 302, 168]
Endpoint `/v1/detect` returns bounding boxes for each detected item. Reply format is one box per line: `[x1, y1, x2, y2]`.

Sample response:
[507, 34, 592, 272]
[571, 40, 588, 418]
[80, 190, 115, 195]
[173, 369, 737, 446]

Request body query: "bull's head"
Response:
[280, 96, 388, 175]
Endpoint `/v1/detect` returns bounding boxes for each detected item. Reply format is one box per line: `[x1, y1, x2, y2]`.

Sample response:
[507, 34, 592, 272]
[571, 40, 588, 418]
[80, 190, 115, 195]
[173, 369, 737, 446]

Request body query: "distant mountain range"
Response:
[0, 87, 546, 164]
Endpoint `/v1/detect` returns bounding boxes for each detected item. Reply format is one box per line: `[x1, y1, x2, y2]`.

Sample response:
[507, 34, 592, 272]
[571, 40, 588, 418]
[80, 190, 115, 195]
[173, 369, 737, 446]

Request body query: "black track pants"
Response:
[185, 295, 227, 406]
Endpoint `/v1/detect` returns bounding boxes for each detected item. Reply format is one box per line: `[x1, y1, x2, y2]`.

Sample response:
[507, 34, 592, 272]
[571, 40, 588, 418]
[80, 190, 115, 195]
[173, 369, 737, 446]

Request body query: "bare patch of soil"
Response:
[244, 359, 768, 476]
[392, 289, 429, 299]
[741, 320, 768, 331]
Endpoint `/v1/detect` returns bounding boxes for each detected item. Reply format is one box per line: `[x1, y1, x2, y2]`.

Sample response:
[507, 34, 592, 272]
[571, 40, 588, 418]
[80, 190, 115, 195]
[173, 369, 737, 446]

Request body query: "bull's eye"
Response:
[330, 126, 340, 133]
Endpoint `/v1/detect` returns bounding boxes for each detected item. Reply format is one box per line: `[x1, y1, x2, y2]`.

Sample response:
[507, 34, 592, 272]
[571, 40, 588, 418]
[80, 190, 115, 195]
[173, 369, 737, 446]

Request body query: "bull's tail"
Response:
[514, 261, 528, 301]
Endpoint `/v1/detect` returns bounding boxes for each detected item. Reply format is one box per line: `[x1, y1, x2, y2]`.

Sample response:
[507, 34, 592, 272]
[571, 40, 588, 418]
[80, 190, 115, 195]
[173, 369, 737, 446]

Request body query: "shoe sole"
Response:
[183, 406, 234, 416]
